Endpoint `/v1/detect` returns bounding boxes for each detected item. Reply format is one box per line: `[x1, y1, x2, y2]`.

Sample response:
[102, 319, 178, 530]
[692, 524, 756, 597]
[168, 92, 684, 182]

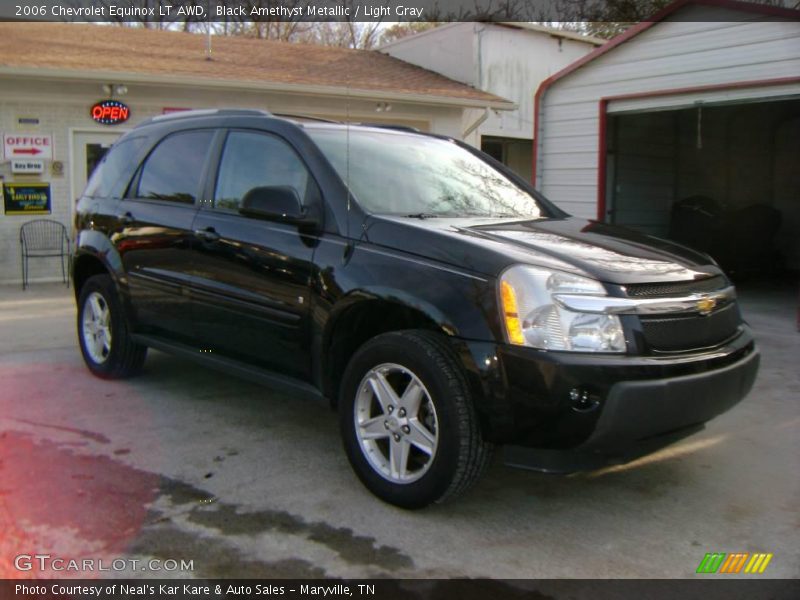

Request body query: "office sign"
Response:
[3, 133, 53, 160]
[3, 182, 51, 215]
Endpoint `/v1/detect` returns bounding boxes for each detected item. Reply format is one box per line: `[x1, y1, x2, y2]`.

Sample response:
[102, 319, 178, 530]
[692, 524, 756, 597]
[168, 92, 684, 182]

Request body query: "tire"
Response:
[339, 330, 493, 509]
[77, 274, 147, 379]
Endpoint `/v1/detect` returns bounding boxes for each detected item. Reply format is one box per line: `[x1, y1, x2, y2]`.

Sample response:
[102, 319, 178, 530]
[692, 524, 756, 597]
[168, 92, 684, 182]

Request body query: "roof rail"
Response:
[135, 108, 272, 128]
[356, 123, 420, 133]
[273, 113, 341, 124]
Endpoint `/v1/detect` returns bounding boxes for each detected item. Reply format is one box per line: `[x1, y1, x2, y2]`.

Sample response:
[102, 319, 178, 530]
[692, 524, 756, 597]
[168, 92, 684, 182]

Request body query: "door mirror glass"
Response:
[239, 186, 316, 225]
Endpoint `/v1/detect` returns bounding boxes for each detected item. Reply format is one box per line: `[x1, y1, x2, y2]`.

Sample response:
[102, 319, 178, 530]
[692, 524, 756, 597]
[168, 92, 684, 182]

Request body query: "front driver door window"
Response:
[190, 130, 320, 378]
[214, 131, 310, 212]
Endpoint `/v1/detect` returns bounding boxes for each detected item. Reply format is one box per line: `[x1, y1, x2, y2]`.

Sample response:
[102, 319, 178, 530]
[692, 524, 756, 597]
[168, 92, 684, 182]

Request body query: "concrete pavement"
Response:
[0, 282, 798, 579]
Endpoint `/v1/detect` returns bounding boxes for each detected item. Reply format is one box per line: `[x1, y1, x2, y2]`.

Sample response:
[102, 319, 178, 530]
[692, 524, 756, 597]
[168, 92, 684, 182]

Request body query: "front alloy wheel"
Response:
[354, 363, 439, 484]
[340, 330, 493, 509]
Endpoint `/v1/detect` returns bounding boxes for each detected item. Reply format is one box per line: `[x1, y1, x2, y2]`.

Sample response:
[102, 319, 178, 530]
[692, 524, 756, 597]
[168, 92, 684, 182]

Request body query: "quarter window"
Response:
[84, 136, 146, 199]
[214, 131, 311, 211]
[137, 130, 214, 204]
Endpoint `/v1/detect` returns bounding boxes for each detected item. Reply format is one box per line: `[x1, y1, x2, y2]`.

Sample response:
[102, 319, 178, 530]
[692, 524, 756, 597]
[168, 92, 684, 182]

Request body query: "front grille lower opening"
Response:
[640, 303, 741, 352]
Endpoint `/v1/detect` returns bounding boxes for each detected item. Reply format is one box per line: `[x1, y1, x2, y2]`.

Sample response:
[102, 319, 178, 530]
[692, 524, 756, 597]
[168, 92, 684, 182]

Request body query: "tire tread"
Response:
[400, 331, 493, 503]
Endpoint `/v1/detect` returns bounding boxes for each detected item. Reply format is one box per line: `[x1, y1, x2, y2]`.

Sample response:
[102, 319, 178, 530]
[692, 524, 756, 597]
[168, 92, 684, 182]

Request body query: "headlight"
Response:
[499, 265, 626, 353]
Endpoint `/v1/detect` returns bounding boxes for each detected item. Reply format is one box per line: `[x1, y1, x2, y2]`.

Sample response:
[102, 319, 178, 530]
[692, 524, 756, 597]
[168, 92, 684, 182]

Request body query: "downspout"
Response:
[462, 108, 490, 139]
[475, 23, 486, 90]
[461, 24, 489, 143]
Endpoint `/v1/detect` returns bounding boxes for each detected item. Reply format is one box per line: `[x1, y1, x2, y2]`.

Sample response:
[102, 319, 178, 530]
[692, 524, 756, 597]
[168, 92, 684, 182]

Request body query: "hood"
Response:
[364, 216, 722, 284]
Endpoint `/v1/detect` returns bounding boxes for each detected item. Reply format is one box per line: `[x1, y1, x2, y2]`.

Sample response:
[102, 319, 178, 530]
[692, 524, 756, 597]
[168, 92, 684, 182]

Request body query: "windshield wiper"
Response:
[404, 212, 440, 219]
[403, 212, 523, 219]
[461, 212, 520, 218]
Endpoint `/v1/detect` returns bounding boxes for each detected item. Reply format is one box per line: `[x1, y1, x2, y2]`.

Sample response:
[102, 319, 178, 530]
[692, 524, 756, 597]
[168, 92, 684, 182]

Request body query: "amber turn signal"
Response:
[500, 280, 525, 345]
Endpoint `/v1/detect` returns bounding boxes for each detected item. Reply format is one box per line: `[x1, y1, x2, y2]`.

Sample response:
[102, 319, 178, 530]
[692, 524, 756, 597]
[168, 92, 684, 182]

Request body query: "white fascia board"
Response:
[377, 23, 463, 51]
[0, 66, 517, 111]
[496, 22, 605, 46]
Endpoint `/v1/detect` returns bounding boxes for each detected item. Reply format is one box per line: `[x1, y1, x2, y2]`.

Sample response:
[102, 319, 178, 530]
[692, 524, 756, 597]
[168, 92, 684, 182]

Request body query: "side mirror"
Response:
[238, 186, 319, 226]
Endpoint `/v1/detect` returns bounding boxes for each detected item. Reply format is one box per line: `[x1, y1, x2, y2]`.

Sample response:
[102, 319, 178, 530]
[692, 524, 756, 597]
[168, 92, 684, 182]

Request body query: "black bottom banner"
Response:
[2, 579, 799, 600]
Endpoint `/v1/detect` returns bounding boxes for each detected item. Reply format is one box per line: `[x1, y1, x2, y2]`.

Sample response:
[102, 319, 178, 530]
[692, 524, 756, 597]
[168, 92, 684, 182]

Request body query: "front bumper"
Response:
[578, 345, 758, 453]
[455, 326, 759, 460]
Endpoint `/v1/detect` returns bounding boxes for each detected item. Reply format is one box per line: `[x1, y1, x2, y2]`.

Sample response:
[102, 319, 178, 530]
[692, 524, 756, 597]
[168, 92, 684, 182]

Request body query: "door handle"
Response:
[118, 212, 134, 225]
[194, 227, 220, 242]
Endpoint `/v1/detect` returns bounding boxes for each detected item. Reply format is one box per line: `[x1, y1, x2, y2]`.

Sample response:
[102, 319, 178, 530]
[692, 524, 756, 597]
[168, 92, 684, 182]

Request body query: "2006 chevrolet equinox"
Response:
[73, 109, 759, 508]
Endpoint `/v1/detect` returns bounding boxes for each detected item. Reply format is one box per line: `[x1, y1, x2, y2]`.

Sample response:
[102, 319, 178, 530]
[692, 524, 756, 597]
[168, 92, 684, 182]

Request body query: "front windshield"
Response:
[306, 127, 543, 219]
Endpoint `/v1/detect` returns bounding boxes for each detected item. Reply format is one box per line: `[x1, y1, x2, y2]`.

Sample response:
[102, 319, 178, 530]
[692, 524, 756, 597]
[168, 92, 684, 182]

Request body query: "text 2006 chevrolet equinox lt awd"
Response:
[72, 110, 759, 508]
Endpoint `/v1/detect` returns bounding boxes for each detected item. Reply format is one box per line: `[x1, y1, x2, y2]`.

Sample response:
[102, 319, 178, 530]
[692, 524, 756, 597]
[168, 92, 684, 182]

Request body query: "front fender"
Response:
[329, 287, 458, 336]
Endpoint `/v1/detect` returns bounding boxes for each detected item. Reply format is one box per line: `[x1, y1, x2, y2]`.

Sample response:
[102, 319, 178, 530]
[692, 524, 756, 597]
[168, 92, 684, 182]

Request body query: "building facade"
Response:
[381, 22, 602, 182]
[0, 23, 512, 285]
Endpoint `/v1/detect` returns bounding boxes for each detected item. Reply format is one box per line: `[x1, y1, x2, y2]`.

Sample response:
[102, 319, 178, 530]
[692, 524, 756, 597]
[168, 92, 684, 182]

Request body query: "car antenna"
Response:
[346, 88, 351, 221]
[344, 69, 353, 258]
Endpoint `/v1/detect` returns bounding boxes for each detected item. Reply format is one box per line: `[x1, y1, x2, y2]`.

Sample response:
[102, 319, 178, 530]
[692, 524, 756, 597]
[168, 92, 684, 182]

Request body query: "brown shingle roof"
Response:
[0, 23, 513, 108]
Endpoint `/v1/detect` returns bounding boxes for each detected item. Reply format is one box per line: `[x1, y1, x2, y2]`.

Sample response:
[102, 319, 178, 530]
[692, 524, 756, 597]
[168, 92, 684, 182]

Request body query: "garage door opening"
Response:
[605, 97, 800, 279]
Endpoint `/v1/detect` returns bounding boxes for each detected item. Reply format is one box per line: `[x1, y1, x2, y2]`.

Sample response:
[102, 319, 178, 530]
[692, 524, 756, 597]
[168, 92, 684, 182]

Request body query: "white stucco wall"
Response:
[478, 25, 599, 141]
[380, 23, 478, 86]
[382, 23, 599, 149]
[0, 77, 465, 284]
[536, 5, 800, 218]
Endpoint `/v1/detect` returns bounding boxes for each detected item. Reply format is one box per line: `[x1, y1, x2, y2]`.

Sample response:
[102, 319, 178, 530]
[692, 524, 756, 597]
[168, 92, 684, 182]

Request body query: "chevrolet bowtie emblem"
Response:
[696, 296, 717, 315]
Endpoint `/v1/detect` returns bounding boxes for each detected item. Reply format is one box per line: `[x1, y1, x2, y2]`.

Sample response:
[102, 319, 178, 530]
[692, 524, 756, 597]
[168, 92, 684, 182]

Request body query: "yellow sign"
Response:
[3, 182, 51, 215]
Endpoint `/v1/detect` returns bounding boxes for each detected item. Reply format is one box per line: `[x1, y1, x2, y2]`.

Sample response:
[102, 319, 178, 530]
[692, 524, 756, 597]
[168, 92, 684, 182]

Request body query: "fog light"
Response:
[569, 387, 600, 412]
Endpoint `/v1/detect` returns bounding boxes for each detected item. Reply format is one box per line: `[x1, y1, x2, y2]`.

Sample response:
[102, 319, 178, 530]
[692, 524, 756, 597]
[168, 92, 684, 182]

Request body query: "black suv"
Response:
[73, 109, 759, 508]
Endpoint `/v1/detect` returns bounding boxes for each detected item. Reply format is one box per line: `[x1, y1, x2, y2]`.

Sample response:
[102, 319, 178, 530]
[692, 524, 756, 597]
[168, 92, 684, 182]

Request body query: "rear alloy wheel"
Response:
[340, 330, 492, 509]
[82, 291, 112, 364]
[77, 274, 147, 379]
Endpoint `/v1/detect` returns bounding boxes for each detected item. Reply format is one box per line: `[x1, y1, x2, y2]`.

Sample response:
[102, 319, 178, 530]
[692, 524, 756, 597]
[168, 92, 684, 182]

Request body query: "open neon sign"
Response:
[91, 100, 130, 125]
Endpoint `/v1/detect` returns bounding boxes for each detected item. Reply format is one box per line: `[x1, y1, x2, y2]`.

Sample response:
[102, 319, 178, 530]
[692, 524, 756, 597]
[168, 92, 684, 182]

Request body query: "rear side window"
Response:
[83, 137, 146, 199]
[136, 130, 214, 204]
[214, 131, 311, 211]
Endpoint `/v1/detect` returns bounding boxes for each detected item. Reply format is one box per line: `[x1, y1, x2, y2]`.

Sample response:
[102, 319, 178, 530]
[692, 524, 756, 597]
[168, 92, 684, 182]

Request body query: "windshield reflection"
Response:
[307, 127, 542, 219]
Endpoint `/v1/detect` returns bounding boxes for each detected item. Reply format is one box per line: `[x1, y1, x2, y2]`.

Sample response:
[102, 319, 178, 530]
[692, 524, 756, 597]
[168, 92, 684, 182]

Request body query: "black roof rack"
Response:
[135, 108, 272, 128]
[355, 123, 420, 133]
[273, 113, 341, 124]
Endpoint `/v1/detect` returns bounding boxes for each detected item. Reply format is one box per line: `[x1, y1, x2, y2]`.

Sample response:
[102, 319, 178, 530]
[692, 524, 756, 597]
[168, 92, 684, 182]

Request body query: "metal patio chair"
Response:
[19, 219, 70, 290]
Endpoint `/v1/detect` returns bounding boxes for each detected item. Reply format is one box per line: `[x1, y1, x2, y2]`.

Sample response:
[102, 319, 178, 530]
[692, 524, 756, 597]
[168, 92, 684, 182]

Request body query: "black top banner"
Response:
[3, 0, 799, 23]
